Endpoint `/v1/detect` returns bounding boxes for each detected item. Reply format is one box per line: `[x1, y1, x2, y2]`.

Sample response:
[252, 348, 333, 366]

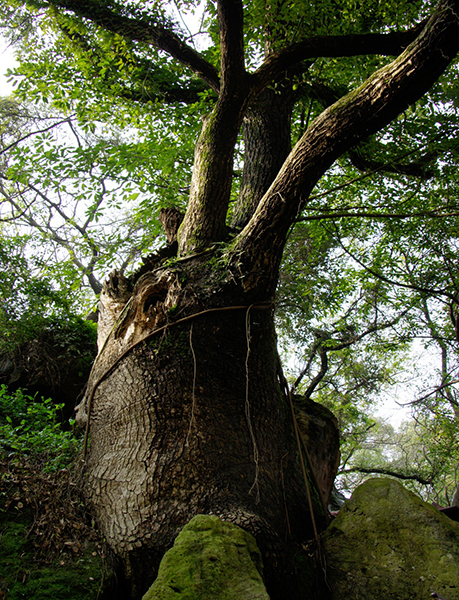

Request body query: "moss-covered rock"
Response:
[142, 514, 270, 600]
[323, 478, 459, 600]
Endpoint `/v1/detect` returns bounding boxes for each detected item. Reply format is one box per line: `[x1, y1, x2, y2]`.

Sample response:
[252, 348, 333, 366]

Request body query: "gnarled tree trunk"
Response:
[78, 255, 323, 599]
[72, 1, 459, 598]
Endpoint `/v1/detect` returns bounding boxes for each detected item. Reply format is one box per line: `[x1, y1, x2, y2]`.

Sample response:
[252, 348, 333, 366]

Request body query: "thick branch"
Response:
[58, 21, 210, 105]
[304, 81, 445, 179]
[46, 0, 220, 91]
[176, 0, 250, 252]
[177, 90, 250, 252]
[232, 0, 459, 297]
[232, 86, 294, 228]
[297, 209, 459, 222]
[251, 21, 427, 93]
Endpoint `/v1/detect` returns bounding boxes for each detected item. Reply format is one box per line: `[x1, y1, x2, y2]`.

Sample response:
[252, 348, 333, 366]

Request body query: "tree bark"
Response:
[78, 259, 323, 599]
[177, 0, 250, 253]
[71, 1, 459, 598]
[232, 0, 459, 295]
[232, 86, 294, 229]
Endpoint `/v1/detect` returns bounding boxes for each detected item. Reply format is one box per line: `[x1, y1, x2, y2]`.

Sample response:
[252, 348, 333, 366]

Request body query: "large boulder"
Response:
[142, 515, 270, 600]
[0, 320, 96, 423]
[323, 478, 459, 600]
[294, 396, 340, 510]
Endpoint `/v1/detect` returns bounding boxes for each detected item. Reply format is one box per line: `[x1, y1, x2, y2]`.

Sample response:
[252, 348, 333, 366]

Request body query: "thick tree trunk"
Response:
[72, 5, 459, 599]
[78, 258, 324, 599]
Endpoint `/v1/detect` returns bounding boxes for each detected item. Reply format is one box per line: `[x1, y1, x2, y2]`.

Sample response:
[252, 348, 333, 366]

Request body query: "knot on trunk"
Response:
[104, 270, 180, 348]
[75, 269, 180, 428]
[122, 271, 179, 337]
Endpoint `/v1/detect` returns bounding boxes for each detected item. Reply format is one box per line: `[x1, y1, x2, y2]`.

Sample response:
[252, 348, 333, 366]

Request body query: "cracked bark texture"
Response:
[64, 1, 459, 599]
[80, 268, 316, 599]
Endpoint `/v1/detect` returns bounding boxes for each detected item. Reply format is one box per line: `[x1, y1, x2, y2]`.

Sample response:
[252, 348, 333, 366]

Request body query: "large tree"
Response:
[3, 0, 459, 597]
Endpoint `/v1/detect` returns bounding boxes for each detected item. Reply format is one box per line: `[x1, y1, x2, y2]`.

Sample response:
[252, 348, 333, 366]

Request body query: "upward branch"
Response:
[218, 0, 245, 90]
[177, 0, 250, 254]
[232, 0, 459, 297]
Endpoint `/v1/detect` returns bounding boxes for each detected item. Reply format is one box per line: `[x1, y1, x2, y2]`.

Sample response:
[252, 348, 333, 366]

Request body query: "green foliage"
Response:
[0, 230, 97, 359]
[0, 100, 174, 293]
[0, 386, 81, 471]
[0, 517, 104, 600]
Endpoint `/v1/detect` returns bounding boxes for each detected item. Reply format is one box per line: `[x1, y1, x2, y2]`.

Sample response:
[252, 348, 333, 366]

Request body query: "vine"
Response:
[82, 303, 272, 459]
[184, 322, 197, 448]
[245, 304, 260, 502]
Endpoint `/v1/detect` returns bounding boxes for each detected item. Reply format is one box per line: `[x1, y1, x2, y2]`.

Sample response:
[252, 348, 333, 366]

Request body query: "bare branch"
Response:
[0, 116, 74, 157]
[333, 229, 456, 302]
[341, 466, 434, 485]
[292, 309, 411, 393]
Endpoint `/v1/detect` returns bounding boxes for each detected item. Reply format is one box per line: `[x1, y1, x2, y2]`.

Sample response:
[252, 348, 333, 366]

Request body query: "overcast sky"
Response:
[0, 39, 16, 96]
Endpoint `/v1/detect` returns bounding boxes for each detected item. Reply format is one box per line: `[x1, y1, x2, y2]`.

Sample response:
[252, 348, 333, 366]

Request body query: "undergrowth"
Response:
[0, 385, 80, 471]
[0, 387, 116, 599]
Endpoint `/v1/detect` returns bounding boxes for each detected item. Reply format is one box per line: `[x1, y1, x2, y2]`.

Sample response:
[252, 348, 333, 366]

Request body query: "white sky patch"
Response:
[169, 2, 212, 52]
[0, 39, 17, 96]
[375, 392, 411, 428]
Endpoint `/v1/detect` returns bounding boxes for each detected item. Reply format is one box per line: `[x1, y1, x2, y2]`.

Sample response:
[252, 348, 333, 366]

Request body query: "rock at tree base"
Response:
[142, 514, 270, 600]
[294, 395, 340, 509]
[323, 478, 459, 600]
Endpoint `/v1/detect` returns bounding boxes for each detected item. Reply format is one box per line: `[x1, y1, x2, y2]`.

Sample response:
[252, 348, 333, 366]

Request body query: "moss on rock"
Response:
[0, 507, 106, 600]
[323, 478, 459, 600]
[142, 514, 270, 600]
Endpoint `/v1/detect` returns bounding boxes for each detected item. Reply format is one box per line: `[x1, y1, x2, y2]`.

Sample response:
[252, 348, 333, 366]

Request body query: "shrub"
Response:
[0, 385, 81, 471]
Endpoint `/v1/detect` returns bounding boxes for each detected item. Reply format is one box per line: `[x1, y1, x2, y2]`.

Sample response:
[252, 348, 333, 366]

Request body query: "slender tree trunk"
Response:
[232, 85, 294, 229]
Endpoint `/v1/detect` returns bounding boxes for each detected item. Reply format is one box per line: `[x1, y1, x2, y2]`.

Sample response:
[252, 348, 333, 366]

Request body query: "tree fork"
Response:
[231, 0, 459, 295]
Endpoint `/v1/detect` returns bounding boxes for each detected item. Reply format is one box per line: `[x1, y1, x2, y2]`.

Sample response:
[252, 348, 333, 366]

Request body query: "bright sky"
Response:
[0, 39, 17, 95]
